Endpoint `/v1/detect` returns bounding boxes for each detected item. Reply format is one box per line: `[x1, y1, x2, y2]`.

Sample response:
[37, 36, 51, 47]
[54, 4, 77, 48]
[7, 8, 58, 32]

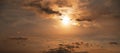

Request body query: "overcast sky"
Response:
[0, 0, 120, 53]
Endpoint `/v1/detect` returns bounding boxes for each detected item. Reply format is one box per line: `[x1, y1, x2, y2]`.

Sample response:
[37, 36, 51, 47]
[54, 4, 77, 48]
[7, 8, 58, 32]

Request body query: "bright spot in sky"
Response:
[59, 14, 80, 27]
[61, 15, 71, 25]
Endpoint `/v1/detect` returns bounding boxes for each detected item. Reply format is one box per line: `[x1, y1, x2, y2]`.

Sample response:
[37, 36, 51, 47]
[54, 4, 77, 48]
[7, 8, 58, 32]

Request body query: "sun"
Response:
[59, 15, 79, 27]
[61, 15, 71, 25]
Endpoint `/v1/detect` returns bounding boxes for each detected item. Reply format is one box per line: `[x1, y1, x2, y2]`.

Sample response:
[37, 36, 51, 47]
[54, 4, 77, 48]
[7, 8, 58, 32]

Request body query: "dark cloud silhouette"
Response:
[76, 18, 92, 22]
[24, 0, 61, 15]
[44, 42, 89, 53]
[109, 41, 119, 45]
[44, 48, 71, 53]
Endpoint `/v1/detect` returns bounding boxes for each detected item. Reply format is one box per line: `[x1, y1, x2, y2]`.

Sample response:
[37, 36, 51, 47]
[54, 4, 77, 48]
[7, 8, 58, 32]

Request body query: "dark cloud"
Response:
[44, 42, 89, 53]
[76, 18, 92, 22]
[108, 41, 119, 45]
[23, 0, 61, 15]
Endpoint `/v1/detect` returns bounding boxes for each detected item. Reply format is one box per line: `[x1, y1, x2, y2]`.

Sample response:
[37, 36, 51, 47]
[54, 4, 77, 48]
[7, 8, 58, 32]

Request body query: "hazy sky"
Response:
[0, 0, 120, 53]
[0, 0, 120, 40]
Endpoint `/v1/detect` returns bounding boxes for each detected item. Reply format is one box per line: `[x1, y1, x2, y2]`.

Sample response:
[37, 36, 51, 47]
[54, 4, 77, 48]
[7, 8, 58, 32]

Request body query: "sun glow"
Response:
[54, 7, 80, 27]
[59, 14, 80, 27]
[61, 15, 71, 25]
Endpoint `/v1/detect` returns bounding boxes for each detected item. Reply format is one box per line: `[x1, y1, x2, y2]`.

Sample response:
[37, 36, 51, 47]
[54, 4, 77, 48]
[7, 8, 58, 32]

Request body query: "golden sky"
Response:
[0, 0, 120, 53]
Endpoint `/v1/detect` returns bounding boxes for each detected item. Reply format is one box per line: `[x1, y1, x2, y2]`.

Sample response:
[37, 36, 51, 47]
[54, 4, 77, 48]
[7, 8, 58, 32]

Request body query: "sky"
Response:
[0, 0, 120, 53]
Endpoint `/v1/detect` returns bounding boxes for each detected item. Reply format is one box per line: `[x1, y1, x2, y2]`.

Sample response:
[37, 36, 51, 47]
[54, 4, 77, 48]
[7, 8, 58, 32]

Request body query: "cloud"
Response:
[23, 0, 63, 19]
[24, 0, 61, 15]
[44, 42, 89, 53]
[76, 18, 92, 22]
